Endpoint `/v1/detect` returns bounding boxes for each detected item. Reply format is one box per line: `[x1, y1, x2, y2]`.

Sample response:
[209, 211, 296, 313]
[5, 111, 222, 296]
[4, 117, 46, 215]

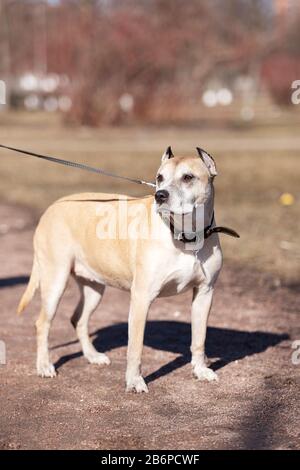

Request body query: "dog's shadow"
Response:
[53, 321, 288, 384]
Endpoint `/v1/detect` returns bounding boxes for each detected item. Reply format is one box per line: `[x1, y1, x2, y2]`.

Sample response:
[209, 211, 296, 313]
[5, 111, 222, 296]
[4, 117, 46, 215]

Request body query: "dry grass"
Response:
[0, 111, 299, 283]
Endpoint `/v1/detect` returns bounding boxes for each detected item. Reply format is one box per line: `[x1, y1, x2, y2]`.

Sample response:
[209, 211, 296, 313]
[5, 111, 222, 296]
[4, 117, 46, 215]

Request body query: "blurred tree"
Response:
[1, 0, 299, 122]
[261, 0, 300, 105]
[67, 0, 271, 124]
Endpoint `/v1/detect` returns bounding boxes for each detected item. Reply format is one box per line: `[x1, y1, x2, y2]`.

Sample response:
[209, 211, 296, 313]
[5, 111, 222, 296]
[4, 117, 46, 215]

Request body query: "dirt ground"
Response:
[0, 202, 299, 450]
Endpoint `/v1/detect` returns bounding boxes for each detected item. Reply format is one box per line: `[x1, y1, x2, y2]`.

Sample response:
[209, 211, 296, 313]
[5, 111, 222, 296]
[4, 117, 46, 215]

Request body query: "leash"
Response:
[0, 143, 156, 188]
[0, 143, 239, 241]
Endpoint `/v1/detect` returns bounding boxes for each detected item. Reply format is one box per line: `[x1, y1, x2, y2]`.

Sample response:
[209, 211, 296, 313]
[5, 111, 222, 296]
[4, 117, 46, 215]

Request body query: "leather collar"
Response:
[163, 211, 240, 244]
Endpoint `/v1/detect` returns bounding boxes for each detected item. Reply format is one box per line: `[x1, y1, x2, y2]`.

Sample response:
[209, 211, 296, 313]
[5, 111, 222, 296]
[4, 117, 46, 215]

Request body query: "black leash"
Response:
[0, 143, 156, 188]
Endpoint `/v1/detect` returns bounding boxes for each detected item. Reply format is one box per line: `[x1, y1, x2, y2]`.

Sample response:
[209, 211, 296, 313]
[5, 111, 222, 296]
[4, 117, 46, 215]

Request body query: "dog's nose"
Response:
[155, 190, 169, 204]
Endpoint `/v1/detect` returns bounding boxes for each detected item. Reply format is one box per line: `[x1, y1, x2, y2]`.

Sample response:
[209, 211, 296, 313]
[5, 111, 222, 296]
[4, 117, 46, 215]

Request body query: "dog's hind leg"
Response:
[36, 265, 70, 378]
[71, 278, 110, 366]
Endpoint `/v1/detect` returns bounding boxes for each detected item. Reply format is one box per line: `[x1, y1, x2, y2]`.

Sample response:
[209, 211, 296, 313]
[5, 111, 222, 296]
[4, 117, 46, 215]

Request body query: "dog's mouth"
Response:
[170, 209, 198, 232]
[155, 202, 196, 217]
[158, 205, 204, 235]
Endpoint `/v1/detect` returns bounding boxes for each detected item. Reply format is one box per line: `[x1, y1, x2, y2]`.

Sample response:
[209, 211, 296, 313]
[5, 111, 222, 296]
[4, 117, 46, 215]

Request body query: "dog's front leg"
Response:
[191, 286, 218, 382]
[126, 289, 151, 393]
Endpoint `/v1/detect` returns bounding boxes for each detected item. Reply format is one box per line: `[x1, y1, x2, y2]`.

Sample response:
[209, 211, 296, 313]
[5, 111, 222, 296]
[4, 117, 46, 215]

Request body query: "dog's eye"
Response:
[182, 174, 194, 182]
[156, 174, 164, 183]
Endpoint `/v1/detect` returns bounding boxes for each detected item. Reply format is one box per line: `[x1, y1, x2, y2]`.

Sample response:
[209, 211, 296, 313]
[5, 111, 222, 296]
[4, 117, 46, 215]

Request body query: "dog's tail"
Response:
[17, 256, 39, 315]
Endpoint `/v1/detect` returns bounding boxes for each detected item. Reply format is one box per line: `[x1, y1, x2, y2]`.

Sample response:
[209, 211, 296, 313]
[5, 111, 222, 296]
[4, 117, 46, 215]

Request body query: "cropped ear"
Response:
[161, 146, 174, 162]
[196, 147, 217, 177]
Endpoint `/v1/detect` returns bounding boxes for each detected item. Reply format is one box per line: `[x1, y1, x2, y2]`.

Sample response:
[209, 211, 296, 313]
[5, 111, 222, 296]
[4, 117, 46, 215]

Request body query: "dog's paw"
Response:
[126, 376, 148, 393]
[37, 362, 57, 378]
[193, 365, 218, 382]
[85, 352, 111, 366]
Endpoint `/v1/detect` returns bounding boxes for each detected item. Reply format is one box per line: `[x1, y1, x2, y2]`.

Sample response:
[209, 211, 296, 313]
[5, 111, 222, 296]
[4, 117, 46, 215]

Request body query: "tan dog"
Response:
[18, 147, 223, 393]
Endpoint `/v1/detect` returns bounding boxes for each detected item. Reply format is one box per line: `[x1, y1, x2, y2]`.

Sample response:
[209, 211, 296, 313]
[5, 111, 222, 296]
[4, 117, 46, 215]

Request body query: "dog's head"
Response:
[155, 146, 217, 214]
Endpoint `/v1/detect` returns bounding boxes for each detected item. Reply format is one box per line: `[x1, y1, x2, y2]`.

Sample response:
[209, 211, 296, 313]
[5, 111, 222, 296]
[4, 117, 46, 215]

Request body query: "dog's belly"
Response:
[73, 260, 106, 284]
[73, 259, 132, 290]
[73, 252, 201, 296]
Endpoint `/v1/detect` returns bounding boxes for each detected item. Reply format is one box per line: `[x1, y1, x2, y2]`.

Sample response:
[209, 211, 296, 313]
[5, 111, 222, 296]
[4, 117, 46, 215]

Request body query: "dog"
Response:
[18, 146, 224, 393]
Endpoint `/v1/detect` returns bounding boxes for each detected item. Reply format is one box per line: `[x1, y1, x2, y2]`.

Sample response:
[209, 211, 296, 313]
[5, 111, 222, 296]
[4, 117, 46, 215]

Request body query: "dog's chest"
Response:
[157, 251, 203, 297]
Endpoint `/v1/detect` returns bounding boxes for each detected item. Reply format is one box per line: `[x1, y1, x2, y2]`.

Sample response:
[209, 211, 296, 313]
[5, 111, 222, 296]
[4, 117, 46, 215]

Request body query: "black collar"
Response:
[164, 210, 239, 244]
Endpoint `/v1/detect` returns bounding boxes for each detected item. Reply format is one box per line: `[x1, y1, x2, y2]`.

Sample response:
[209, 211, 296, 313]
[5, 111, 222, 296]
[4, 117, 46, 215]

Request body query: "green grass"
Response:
[0, 111, 299, 283]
